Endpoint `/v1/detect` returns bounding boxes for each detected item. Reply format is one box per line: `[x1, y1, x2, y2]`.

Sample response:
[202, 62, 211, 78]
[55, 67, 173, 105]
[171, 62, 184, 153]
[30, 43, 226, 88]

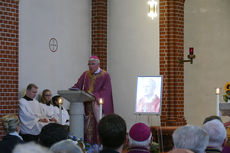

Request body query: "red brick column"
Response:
[91, 0, 107, 70]
[159, 0, 186, 126]
[0, 0, 19, 137]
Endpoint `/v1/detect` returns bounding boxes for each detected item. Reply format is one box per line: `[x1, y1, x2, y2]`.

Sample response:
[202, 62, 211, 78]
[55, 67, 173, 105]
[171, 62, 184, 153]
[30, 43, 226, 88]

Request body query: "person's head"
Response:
[169, 149, 194, 153]
[203, 115, 222, 124]
[128, 122, 152, 148]
[52, 95, 62, 107]
[98, 114, 127, 150]
[143, 79, 156, 97]
[172, 125, 209, 153]
[88, 56, 100, 74]
[2, 114, 20, 134]
[50, 139, 83, 153]
[41, 89, 52, 104]
[39, 123, 68, 148]
[13, 142, 52, 153]
[202, 119, 226, 151]
[26, 83, 38, 99]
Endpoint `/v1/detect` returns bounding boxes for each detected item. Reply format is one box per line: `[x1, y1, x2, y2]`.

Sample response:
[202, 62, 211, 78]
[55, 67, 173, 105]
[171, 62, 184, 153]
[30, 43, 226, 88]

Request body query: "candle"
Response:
[99, 98, 103, 120]
[216, 88, 220, 94]
[216, 88, 220, 116]
[58, 97, 63, 124]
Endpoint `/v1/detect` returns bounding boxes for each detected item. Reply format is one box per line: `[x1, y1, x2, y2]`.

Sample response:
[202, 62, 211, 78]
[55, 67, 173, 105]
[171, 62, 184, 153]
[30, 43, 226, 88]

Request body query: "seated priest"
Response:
[19, 83, 58, 142]
[127, 122, 152, 153]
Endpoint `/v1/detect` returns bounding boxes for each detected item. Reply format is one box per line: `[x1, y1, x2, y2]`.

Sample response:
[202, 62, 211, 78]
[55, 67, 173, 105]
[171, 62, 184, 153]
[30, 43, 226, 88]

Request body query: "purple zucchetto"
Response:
[129, 122, 151, 141]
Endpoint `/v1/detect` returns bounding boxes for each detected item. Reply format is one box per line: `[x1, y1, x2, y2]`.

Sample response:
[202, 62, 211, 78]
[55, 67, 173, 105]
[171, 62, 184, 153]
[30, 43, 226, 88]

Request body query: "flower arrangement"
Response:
[223, 82, 230, 102]
[68, 133, 102, 153]
[150, 141, 159, 153]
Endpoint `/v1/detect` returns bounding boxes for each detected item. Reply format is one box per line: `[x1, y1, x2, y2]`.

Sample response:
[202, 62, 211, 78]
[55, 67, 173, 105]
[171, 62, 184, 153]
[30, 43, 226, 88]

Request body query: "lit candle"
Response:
[58, 97, 63, 124]
[99, 98, 103, 120]
[216, 88, 220, 116]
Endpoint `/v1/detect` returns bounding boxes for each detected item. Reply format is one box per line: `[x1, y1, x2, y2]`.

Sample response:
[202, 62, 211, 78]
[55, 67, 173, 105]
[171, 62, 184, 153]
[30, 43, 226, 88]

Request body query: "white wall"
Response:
[108, 0, 160, 129]
[184, 0, 230, 125]
[19, 0, 91, 99]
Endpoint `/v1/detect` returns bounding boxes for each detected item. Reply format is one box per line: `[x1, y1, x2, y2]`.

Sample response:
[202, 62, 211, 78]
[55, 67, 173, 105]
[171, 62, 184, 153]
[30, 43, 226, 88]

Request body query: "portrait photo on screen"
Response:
[135, 76, 163, 115]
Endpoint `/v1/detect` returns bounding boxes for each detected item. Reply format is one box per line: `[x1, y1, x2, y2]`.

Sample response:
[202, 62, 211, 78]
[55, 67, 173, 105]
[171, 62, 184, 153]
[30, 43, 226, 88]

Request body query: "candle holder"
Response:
[179, 47, 196, 64]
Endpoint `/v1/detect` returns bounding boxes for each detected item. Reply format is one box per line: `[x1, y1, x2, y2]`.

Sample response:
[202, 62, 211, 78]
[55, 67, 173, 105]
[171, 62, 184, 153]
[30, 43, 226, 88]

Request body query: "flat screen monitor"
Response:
[135, 76, 163, 115]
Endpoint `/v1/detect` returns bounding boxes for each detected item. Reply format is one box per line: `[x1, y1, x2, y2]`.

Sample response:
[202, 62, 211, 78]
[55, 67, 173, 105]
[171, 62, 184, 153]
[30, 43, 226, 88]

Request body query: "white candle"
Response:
[216, 88, 220, 116]
[58, 98, 63, 124]
[99, 98, 103, 120]
[216, 88, 220, 94]
[59, 104, 62, 124]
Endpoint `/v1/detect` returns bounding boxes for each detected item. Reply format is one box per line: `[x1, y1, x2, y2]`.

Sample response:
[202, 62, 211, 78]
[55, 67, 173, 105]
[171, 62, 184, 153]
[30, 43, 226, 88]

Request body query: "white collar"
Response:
[94, 67, 101, 74]
[9, 131, 23, 140]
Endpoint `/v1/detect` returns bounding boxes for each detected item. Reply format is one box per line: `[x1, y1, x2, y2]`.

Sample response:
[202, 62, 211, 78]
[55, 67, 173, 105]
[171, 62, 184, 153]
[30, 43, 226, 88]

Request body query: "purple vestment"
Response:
[72, 69, 114, 144]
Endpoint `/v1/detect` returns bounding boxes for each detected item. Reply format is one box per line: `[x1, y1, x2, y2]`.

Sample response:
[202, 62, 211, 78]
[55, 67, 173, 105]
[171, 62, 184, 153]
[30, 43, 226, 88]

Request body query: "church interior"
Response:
[1, 0, 230, 152]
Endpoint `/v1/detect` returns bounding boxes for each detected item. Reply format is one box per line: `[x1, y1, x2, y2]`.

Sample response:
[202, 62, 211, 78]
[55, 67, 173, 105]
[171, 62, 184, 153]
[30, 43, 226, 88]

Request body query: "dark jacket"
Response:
[100, 148, 120, 153]
[0, 134, 24, 153]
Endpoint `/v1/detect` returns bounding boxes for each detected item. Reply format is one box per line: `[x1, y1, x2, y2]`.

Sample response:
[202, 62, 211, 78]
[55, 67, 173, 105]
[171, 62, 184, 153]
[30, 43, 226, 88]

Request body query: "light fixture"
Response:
[179, 47, 196, 64]
[148, 0, 157, 20]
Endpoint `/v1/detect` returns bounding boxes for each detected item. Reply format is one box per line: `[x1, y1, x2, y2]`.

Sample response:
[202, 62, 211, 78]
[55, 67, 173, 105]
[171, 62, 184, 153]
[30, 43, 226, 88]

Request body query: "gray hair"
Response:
[2, 114, 20, 133]
[13, 142, 52, 153]
[128, 134, 152, 148]
[202, 119, 226, 151]
[89, 57, 100, 64]
[50, 139, 83, 153]
[172, 125, 209, 153]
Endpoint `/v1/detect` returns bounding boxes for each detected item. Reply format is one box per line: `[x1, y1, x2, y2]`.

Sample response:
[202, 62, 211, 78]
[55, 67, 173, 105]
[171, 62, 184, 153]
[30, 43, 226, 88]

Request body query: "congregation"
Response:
[1, 108, 230, 153]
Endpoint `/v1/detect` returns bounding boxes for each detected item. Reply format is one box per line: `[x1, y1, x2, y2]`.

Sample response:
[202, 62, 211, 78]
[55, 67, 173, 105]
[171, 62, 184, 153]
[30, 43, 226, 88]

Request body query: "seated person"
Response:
[0, 114, 24, 153]
[172, 125, 209, 153]
[13, 142, 52, 153]
[19, 83, 57, 142]
[98, 114, 127, 153]
[202, 119, 227, 153]
[40, 89, 52, 106]
[50, 139, 83, 153]
[203, 115, 223, 124]
[52, 95, 70, 125]
[127, 122, 152, 153]
[38, 123, 68, 148]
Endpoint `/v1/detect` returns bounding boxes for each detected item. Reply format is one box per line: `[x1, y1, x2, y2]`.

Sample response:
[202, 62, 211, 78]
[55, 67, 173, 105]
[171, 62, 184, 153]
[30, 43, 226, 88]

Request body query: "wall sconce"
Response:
[148, 0, 157, 20]
[179, 47, 196, 64]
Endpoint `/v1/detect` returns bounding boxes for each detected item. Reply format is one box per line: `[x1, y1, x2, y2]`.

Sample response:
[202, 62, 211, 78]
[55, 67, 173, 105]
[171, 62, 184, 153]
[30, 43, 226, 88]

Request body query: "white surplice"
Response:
[19, 98, 57, 135]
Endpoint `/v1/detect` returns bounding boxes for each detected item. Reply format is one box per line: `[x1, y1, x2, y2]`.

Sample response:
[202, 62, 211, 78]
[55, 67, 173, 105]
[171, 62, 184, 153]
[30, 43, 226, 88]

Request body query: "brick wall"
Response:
[0, 0, 19, 138]
[91, 0, 107, 70]
[159, 0, 186, 126]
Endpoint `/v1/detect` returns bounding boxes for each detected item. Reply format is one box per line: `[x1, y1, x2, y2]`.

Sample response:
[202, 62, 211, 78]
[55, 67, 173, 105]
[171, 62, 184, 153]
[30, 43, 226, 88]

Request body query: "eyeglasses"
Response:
[88, 63, 97, 66]
[45, 95, 52, 97]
